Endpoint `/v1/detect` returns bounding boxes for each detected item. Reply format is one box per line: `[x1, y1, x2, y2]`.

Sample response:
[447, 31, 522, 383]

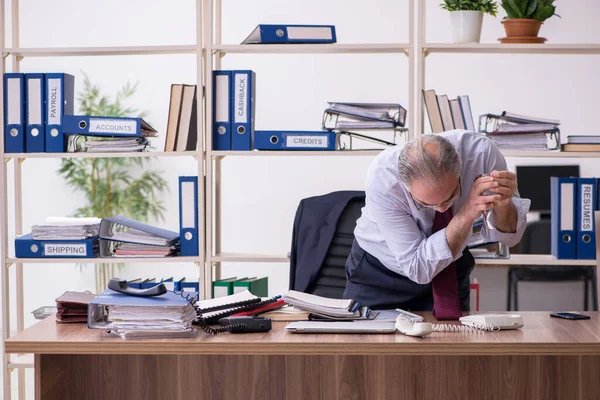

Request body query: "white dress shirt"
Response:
[354, 130, 531, 284]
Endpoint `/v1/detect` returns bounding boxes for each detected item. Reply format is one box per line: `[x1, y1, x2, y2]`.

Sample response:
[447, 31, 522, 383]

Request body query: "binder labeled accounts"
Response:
[577, 178, 596, 259]
[63, 115, 157, 137]
[254, 130, 336, 151]
[45, 73, 75, 152]
[550, 177, 577, 259]
[15, 234, 98, 258]
[3, 73, 25, 153]
[242, 24, 336, 44]
[25, 73, 46, 152]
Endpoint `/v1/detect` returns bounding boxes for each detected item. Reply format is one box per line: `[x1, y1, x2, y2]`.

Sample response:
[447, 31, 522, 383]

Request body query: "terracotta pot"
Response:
[501, 18, 543, 37]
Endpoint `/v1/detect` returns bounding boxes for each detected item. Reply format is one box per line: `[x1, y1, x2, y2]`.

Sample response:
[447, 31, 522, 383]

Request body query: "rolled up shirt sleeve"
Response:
[366, 186, 455, 285]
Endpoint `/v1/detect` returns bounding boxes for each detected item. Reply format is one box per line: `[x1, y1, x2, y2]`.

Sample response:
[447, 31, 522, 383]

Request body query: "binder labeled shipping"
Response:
[25, 73, 46, 153]
[577, 178, 596, 259]
[4, 73, 25, 153]
[242, 24, 337, 44]
[63, 115, 157, 137]
[231, 70, 255, 150]
[213, 70, 232, 150]
[179, 176, 199, 256]
[15, 234, 98, 258]
[550, 177, 577, 259]
[254, 130, 337, 151]
[45, 73, 75, 152]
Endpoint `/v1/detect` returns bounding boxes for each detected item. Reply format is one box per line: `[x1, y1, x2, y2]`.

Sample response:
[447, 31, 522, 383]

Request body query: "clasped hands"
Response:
[460, 170, 517, 221]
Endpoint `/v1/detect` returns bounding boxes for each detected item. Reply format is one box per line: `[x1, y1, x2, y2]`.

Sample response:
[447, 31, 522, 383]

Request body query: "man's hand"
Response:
[489, 170, 517, 208]
[457, 175, 502, 222]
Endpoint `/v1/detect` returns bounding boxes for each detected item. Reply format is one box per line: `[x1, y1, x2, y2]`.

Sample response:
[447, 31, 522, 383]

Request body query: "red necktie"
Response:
[431, 209, 462, 320]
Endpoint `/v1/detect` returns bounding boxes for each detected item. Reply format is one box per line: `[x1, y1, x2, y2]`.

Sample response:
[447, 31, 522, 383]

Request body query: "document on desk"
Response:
[282, 290, 376, 320]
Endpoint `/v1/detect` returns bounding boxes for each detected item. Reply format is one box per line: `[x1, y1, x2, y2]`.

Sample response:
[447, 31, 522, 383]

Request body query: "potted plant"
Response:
[441, 0, 499, 43]
[499, 0, 559, 43]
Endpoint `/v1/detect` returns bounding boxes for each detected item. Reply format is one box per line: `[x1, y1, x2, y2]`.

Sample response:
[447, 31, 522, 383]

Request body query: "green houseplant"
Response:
[440, 1, 499, 43]
[499, 0, 559, 43]
[58, 74, 168, 293]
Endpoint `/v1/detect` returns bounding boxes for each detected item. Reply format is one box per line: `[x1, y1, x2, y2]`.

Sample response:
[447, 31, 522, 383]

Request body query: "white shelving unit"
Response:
[0, 2, 206, 399]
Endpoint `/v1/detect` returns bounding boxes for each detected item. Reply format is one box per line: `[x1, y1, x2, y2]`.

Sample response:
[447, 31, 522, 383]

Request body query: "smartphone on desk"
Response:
[550, 312, 591, 320]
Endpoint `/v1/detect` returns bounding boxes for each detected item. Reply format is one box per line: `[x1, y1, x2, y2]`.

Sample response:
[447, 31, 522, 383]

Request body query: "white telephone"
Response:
[395, 313, 524, 338]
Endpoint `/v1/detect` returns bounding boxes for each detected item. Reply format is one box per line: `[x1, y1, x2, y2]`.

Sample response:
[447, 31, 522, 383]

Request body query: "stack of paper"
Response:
[282, 290, 375, 320]
[31, 217, 101, 240]
[322, 102, 407, 130]
[67, 135, 150, 153]
[88, 289, 198, 338]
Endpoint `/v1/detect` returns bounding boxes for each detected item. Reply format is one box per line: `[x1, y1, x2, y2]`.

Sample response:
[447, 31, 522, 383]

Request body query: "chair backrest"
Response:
[307, 197, 365, 299]
[519, 219, 551, 255]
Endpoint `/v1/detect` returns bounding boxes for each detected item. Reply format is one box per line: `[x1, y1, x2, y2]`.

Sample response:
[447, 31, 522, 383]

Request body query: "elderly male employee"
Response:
[344, 130, 531, 320]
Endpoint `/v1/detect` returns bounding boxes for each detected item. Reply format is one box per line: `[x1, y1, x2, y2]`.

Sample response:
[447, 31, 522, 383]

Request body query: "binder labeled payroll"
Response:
[25, 73, 46, 153]
[179, 176, 199, 256]
[254, 130, 337, 151]
[4, 73, 25, 153]
[213, 71, 232, 150]
[577, 178, 596, 259]
[45, 73, 74, 152]
[231, 70, 255, 150]
[550, 177, 577, 259]
[15, 234, 98, 258]
[63, 115, 157, 137]
[242, 24, 337, 44]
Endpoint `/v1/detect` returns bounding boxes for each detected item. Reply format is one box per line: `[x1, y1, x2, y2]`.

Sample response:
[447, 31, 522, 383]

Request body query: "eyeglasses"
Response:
[409, 177, 461, 211]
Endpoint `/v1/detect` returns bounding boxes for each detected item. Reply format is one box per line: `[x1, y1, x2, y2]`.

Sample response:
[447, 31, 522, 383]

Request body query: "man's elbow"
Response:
[403, 255, 435, 285]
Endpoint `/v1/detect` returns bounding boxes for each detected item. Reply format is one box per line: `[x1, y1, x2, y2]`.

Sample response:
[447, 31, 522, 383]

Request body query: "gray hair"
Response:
[398, 134, 461, 189]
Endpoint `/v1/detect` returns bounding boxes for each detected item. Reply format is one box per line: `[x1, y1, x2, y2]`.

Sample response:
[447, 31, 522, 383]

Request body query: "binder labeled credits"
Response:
[179, 176, 199, 256]
[213, 71, 232, 150]
[45, 73, 75, 152]
[3, 73, 25, 153]
[63, 115, 157, 137]
[577, 178, 596, 259]
[550, 177, 577, 259]
[231, 70, 255, 150]
[15, 234, 98, 258]
[254, 130, 337, 151]
[25, 73, 46, 153]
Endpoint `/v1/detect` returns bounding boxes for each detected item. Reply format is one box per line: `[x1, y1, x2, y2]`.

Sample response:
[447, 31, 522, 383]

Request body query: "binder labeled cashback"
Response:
[242, 24, 337, 44]
[550, 177, 577, 259]
[45, 73, 75, 152]
[213, 71, 232, 150]
[577, 178, 596, 259]
[63, 115, 157, 137]
[3, 73, 25, 153]
[179, 176, 199, 256]
[25, 73, 46, 152]
[15, 234, 98, 258]
[231, 70, 255, 150]
[254, 130, 337, 151]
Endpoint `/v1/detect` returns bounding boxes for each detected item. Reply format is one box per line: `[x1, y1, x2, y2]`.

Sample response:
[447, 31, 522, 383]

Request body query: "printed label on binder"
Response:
[234, 73, 248, 124]
[44, 243, 88, 256]
[286, 135, 329, 148]
[47, 79, 62, 125]
[581, 183, 593, 231]
[89, 119, 137, 135]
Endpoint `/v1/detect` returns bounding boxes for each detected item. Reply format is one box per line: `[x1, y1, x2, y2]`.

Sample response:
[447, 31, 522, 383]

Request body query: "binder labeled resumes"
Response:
[550, 177, 577, 259]
[45, 73, 75, 152]
[63, 115, 157, 137]
[242, 24, 337, 44]
[15, 234, 98, 258]
[577, 178, 596, 259]
[254, 130, 337, 151]
[25, 73, 46, 153]
[231, 70, 255, 150]
[3, 73, 25, 153]
[213, 71, 232, 150]
[179, 176, 199, 256]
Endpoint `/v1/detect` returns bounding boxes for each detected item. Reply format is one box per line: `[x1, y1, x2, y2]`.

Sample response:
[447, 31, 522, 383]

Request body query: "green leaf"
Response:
[524, 0, 538, 18]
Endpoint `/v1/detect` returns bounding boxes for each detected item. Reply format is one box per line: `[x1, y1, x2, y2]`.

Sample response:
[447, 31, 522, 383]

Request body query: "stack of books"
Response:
[562, 135, 600, 152]
[479, 111, 560, 151]
[423, 89, 475, 133]
[164, 84, 198, 152]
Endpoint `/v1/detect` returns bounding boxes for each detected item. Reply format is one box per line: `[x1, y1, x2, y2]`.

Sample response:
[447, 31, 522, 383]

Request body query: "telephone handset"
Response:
[108, 278, 167, 297]
[395, 313, 524, 337]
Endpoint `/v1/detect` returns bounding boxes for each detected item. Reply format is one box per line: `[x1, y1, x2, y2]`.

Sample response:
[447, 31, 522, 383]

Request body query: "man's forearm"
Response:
[445, 211, 477, 257]
[492, 201, 517, 233]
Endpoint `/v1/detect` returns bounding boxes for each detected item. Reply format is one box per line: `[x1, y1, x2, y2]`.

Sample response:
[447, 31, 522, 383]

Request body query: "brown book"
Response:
[175, 85, 198, 151]
[55, 291, 97, 323]
[437, 94, 454, 131]
[422, 89, 444, 133]
[164, 84, 184, 152]
[562, 143, 600, 152]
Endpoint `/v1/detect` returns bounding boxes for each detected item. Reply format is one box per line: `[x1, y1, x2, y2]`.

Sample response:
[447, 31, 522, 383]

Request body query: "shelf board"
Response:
[3, 151, 199, 159]
[424, 43, 600, 55]
[476, 254, 596, 266]
[3, 45, 198, 57]
[500, 150, 600, 158]
[6, 256, 201, 265]
[8, 354, 34, 369]
[211, 253, 289, 263]
[212, 43, 409, 55]
[210, 149, 385, 157]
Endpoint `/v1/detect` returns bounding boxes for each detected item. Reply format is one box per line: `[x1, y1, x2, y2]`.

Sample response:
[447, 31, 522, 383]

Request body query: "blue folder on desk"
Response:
[15, 234, 98, 258]
[254, 130, 337, 151]
[45, 73, 75, 152]
[242, 24, 336, 44]
[63, 115, 157, 137]
[4, 73, 25, 153]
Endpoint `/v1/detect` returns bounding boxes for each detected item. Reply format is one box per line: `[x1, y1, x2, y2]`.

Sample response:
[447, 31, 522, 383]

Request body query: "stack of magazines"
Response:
[479, 111, 560, 151]
[31, 217, 101, 240]
[281, 290, 377, 320]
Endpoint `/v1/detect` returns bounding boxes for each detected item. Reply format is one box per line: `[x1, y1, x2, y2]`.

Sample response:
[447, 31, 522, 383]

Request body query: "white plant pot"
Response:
[450, 11, 484, 43]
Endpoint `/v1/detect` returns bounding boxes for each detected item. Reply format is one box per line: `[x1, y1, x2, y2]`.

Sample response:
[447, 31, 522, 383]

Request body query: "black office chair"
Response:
[506, 219, 598, 311]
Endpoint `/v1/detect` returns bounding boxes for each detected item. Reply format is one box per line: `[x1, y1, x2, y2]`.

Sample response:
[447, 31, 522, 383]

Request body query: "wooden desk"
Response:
[6, 312, 600, 400]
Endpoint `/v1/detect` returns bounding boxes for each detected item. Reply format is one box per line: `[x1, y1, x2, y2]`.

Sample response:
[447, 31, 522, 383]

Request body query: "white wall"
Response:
[2, 0, 600, 332]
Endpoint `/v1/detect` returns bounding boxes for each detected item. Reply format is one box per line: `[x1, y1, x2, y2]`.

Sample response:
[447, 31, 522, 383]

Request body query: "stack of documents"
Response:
[67, 135, 150, 153]
[31, 217, 101, 240]
[55, 291, 96, 323]
[322, 102, 407, 131]
[88, 289, 198, 338]
[281, 290, 376, 320]
[480, 111, 560, 151]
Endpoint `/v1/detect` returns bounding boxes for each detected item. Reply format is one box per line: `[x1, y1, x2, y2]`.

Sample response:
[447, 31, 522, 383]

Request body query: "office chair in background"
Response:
[506, 219, 598, 311]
